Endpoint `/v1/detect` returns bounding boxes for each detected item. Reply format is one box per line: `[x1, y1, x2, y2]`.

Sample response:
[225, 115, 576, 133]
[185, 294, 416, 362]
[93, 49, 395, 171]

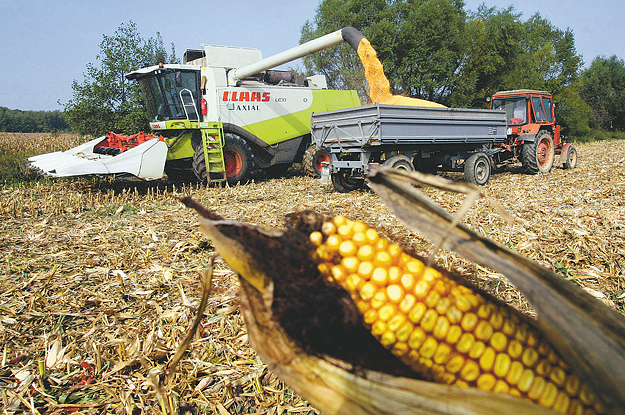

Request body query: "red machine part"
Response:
[95, 132, 163, 153]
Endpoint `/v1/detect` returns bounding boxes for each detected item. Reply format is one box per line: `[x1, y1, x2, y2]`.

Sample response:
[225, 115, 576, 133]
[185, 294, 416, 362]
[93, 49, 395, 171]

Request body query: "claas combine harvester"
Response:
[28, 28, 366, 185]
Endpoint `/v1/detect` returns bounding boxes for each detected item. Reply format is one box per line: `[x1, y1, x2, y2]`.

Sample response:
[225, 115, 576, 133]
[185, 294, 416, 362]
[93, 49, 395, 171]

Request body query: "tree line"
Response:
[302, 0, 625, 138]
[0, 107, 69, 133]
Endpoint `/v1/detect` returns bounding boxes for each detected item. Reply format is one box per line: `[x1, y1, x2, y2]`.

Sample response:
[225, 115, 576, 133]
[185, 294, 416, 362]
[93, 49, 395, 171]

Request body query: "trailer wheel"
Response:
[223, 134, 253, 185]
[521, 131, 555, 174]
[303, 145, 331, 177]
[464, 153, 491, 186]
[563, 145, 578, 169]
[331, 170, 364, 193]
[384, 154, 415, 171]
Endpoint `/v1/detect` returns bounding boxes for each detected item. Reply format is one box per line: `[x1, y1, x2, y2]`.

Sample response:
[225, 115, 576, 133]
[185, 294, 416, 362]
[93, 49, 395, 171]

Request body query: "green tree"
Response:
[580, 55, 625, 131]
[64, 21, 177, 137]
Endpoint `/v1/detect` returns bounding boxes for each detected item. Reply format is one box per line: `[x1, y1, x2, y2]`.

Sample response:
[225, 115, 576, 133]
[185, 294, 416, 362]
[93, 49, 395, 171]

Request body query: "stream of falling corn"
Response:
[356, 38, 446, 108]
[309, 216, 603, 415]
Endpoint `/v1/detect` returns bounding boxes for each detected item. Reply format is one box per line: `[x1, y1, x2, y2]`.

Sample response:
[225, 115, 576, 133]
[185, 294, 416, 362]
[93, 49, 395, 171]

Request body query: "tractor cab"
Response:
[127, 65, 202, 124]
[490, 89, 554, 128]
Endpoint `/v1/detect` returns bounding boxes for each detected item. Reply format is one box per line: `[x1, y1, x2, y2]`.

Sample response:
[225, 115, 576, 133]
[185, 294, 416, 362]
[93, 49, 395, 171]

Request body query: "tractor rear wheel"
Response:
[331, 170, 365, 193]
[303, 145, 331, 177]
[563, 145, 578, 169]
[521, 131, 555, 174]
[384, 154, 415, 171]
[464, 152, 491, 186]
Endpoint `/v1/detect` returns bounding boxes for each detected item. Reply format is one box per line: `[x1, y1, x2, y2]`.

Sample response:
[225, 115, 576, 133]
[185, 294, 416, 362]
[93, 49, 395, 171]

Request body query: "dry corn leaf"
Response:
[367, 166, 625, 414]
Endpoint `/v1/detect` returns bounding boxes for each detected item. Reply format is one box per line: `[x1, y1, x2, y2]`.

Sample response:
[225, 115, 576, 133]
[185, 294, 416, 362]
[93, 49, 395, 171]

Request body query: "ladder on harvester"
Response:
[201, 123, 226, 183]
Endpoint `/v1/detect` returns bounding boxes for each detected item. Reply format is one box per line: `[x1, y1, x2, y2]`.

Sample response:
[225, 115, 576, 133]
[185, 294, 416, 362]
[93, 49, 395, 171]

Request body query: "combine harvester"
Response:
[28, 29, 368, 185]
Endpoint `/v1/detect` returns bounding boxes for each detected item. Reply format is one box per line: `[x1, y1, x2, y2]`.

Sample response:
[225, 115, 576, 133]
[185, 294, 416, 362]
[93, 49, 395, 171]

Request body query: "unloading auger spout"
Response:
[227, 27, 365, 86]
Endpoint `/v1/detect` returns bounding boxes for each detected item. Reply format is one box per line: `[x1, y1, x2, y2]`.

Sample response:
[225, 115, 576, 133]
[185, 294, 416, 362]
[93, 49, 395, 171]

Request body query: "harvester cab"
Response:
[490, 89, 578, 173]
[28, 29, 365, 185]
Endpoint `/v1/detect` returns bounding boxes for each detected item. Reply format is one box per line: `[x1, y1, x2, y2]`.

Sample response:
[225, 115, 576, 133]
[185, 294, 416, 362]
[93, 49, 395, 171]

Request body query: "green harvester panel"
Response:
[201, 123, 226, 183]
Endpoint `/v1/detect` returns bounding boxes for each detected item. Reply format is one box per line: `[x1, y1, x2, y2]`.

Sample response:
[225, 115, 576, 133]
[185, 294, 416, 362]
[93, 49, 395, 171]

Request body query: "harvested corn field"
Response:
[1, 133, 624, 414]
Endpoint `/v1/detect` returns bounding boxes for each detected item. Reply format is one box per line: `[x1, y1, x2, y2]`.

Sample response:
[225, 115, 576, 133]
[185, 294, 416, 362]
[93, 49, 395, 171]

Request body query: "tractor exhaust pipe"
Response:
[227, 27, 364, 86]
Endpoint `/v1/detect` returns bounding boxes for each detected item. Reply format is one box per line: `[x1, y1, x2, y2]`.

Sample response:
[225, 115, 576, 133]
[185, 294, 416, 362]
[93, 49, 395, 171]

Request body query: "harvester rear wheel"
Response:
[521, 131, 555, 174]
[303, 145, 331, 177]
[331, 170, 365, 193]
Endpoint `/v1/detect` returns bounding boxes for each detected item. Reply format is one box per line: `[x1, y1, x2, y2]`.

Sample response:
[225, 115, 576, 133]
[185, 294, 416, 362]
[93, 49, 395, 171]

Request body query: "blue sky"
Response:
[0, 0, 622, 111]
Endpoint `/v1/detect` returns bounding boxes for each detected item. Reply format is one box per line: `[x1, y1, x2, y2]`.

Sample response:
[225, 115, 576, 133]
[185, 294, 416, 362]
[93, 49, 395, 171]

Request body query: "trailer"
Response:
[311, 103, 508, 191]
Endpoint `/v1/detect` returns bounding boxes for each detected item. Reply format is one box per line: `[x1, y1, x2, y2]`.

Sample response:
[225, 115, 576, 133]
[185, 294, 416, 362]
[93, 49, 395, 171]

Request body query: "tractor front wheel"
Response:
[521, 131, 555, 174]
[563, 145, 578, 169]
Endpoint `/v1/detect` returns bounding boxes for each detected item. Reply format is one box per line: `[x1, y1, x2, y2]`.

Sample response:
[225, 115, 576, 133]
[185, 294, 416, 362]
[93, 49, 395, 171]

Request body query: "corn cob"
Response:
[310, 215, 603, 415]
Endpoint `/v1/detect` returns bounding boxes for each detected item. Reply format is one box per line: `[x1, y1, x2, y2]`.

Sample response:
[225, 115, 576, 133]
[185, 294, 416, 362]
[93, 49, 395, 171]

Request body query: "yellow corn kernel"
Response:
[477, 373, 497, 392]
[370, 291, 387, 309]
[357, 245, 375, 261]
[461, 313, 478, 332]
[518, 369, 535, 393]
[553, 391, 571, 413]
[405, 259, 423, 276]
[433, 343, 452, 364]
[399, 293, 416, 313]
[359, 282, 376, 301]
[341, 256, 359, 273]
[502, 318, 516, 336]
[528, 376, 546, 400]
[435, 297, 451, 314]
[378, 304, 395, 321]
[337, 224, 354, 239]
[326, 234, 341, 252]
[317, 262, 330, 276]
[422, 267, 441, 282]
[536, 359, 552, 376]
[508, 339, 523, 359]
[477, 304, 492, 319]
[388, 314, 405, 332]
[425, 290, 441, 309]
[392, 342, 409, 357]
[433, 316, 450, 340]
[356, 300, 369, 314]
[494, 353, 512, 378]
[376, 238, 389, 251]
[400, 273, 415, 290]
[490, 311, 504, 330]
[491, 332, 508, 352]
[568, 400, 584, 415]
[446, 355, 465, 373]
[475, 321, 494, 341]
[310, 231, 323, 246]
[446, 305, 462, 324]
[364, 228, 379, 244]
[375, 251, 392, 267]
[372, 267, 389, 285]
[539, 383, 559, 408]
[316, 245, 332, 261]
[506, 361, 524, 385]
[454, 295, 472, 312]
[479, 347, 496, 372]
[469, 341, 486, 360]
[321, 221, 336, 235]
[421, 309, 439, 332]
[419, 337, 438, 359]
[358, 261, 374, 280]
[386, 284, 403, 303]
[339, 240, 357, 257]
[446, 325, 462, 344]
[515, 325, 528, 343]
[493, 380, 510, 394]
[363, 309, 377, 325]
[527, 332, 538, 348]
[414, 280, 430, 298]
[522, 348, 539, 367]
[579, 384, 595, 406]
[352, 231, 367, 246]
[380, 330, 396, 348]
[550, 367, 566, 387]
[345, 274, 362, 292]
[457, 332, 475, 354]
[408, 328, 426, 350]
[548, 350, 559, 364]
[460, 360, 480, 382]
[396, 321, 414, 342]
[408, 302, 427, 323]
[388, 266, 401, 283]
[371, 320, 386, 336]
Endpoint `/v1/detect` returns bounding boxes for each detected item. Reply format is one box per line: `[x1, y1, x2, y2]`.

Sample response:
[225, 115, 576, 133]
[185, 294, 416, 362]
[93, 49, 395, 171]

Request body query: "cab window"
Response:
[532, 97, 546, 122]
[542, 97, 553, 122]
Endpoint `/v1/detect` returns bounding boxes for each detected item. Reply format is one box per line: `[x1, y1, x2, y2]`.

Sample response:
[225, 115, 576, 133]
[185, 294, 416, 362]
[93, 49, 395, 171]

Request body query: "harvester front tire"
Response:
[464, 152, 491, 186]
[521, 131, 555, 174]
[331, 170, 364, 193]
[303, 145, 331, 177]
[223, 134, 253, 186]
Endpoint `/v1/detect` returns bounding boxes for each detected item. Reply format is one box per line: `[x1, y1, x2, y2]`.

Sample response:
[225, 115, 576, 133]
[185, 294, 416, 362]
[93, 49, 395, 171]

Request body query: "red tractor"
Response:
[489, 90, 578, 173]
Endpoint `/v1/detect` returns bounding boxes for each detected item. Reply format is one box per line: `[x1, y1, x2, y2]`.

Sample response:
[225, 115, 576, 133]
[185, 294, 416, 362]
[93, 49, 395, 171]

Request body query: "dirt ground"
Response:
[1, 134, 624, 414]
